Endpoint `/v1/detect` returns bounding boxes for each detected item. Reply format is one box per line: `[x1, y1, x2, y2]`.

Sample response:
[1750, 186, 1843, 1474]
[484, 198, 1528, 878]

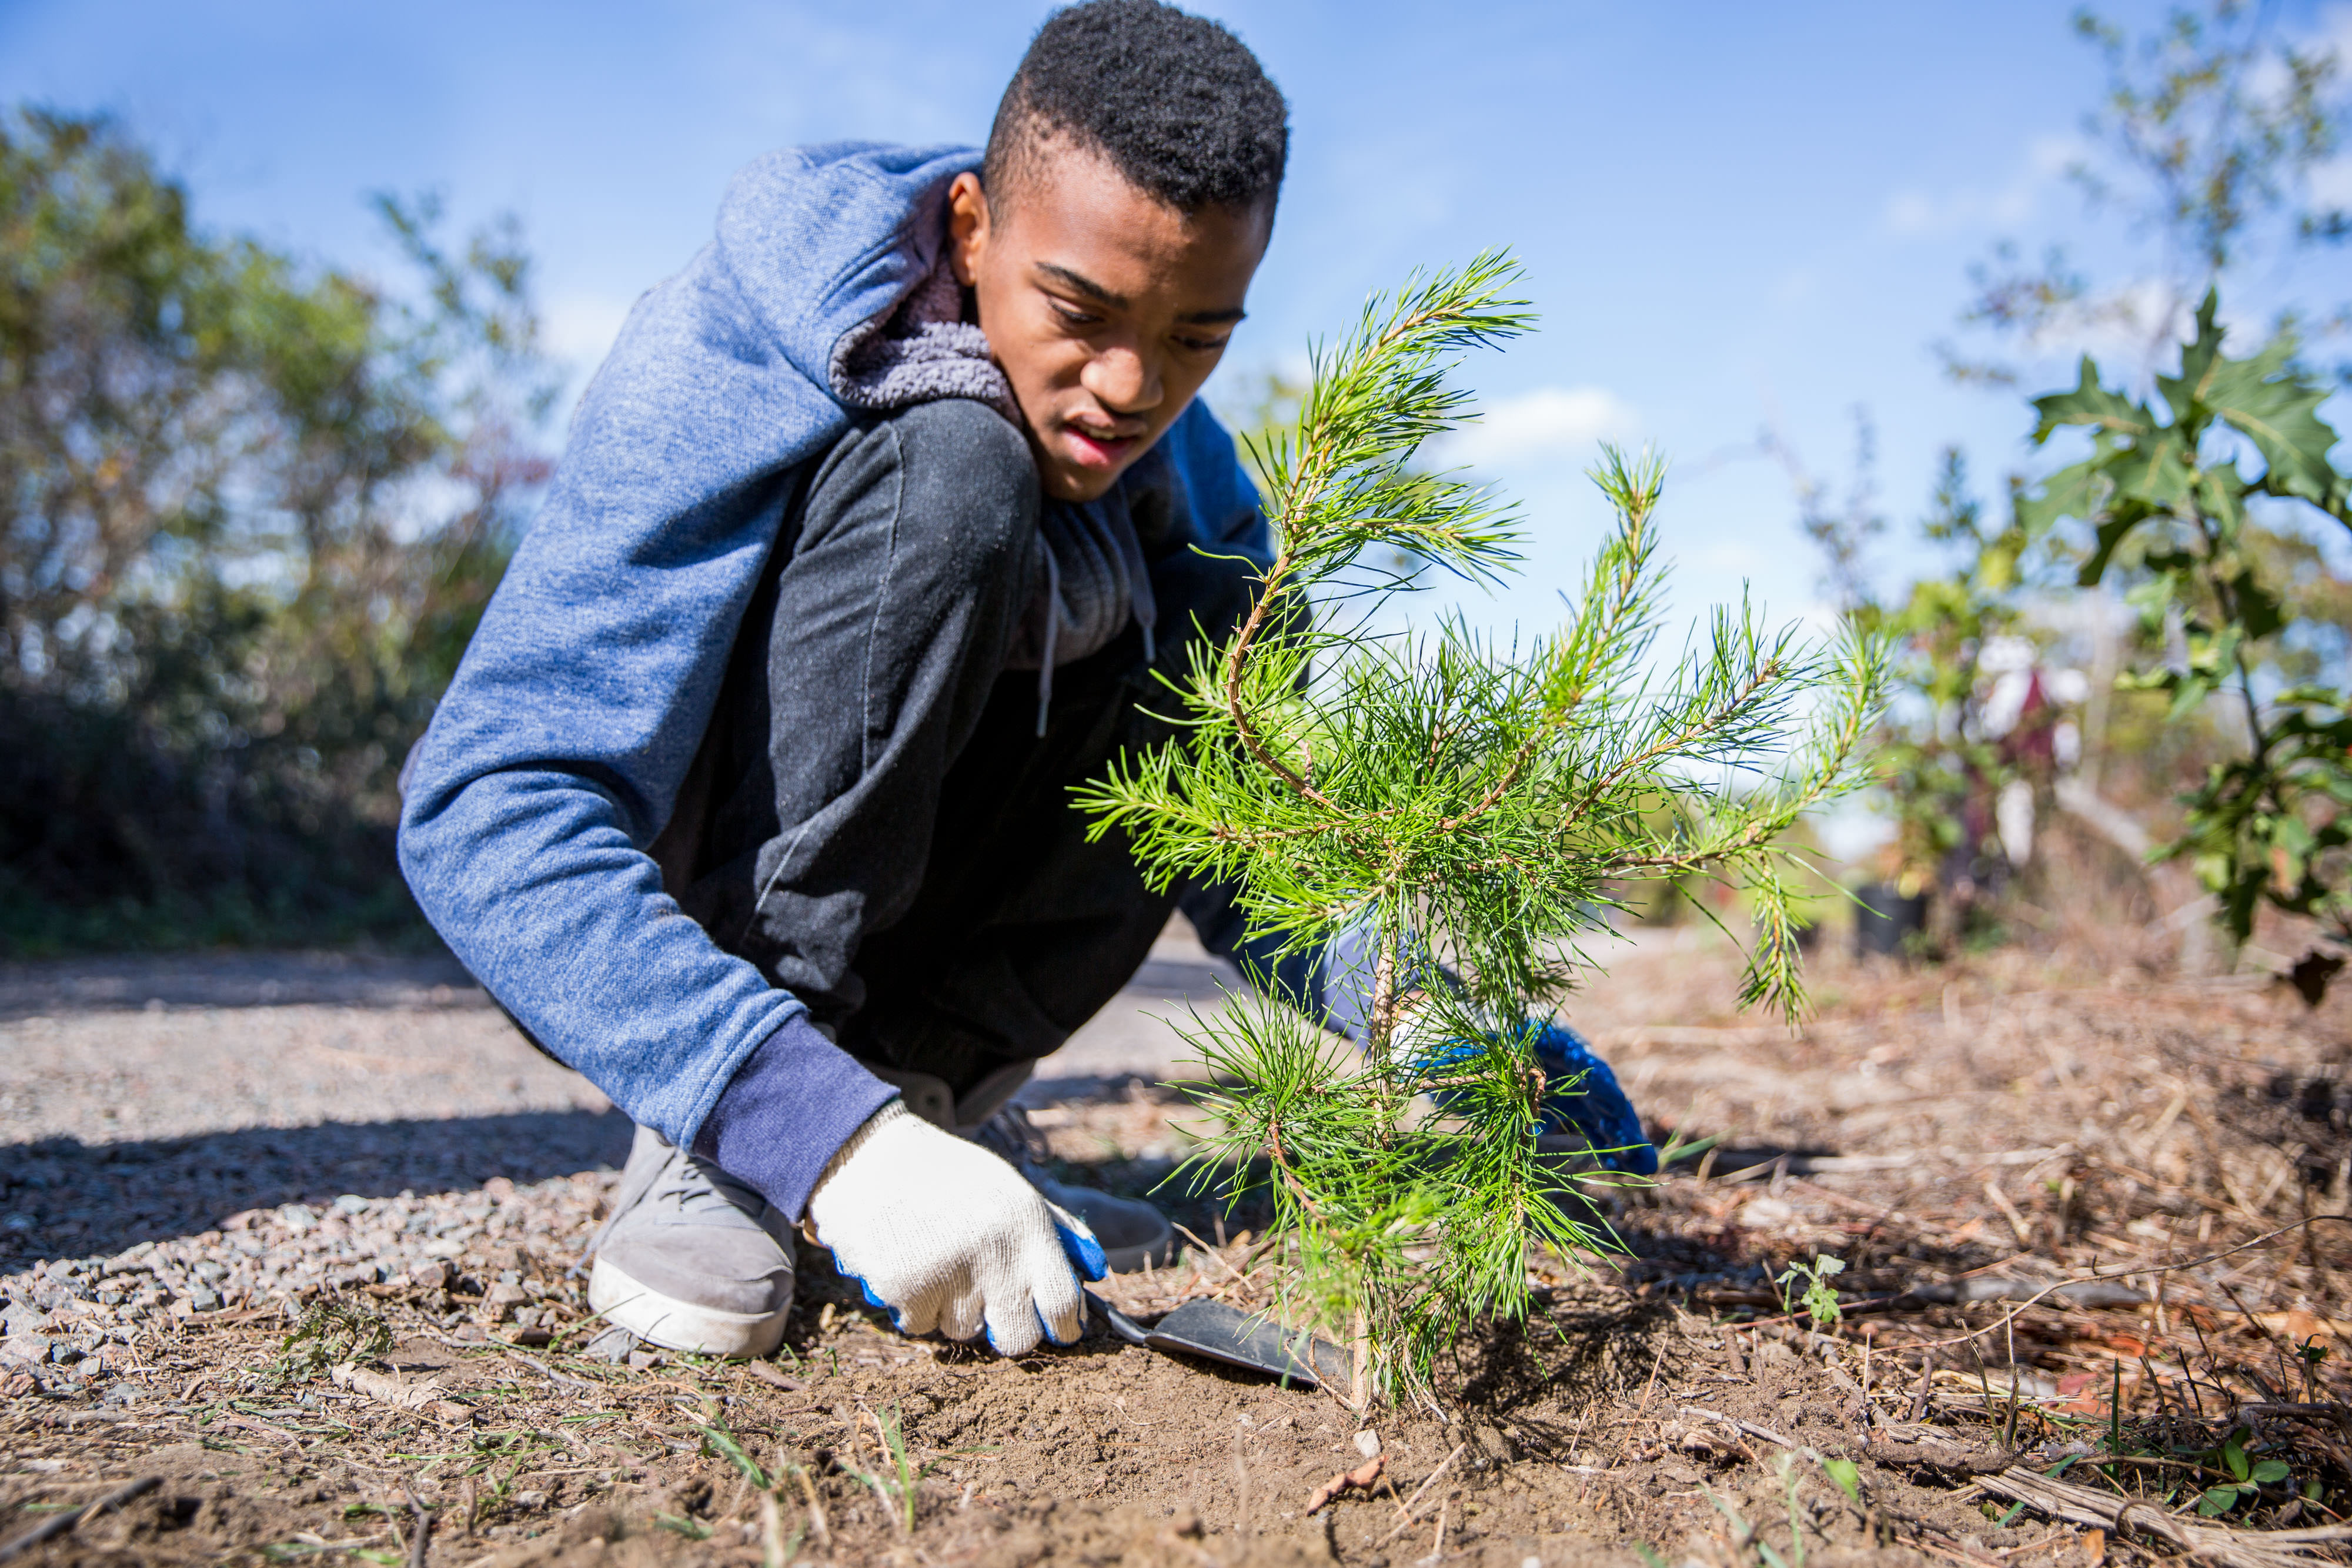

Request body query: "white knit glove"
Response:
[803, 1102, 1106, 1355]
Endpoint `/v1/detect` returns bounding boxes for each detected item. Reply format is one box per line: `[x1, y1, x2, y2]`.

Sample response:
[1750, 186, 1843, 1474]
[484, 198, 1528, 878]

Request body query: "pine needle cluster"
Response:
[1077, 253, 1887, 1405]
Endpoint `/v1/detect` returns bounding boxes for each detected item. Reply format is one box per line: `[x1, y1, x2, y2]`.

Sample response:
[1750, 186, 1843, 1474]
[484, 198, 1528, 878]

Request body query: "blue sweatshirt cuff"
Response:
[690, 1012, 900, 1219]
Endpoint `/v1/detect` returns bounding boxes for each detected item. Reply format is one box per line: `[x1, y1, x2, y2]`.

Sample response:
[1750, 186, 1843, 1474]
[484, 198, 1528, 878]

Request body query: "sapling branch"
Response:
[1081, 250, 1885, 1402]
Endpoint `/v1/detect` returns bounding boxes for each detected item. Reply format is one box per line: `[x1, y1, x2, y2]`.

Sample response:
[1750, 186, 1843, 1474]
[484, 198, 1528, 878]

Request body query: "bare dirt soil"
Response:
[6, 926, 2352, 1567]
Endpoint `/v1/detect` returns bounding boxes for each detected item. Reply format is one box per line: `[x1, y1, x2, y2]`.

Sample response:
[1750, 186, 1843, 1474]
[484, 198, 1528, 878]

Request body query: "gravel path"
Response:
[0, 930, 1238, 1395]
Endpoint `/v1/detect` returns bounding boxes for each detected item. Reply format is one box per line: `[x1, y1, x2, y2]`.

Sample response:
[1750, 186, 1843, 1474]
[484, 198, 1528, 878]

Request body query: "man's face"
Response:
[947, 142, 1271, 504]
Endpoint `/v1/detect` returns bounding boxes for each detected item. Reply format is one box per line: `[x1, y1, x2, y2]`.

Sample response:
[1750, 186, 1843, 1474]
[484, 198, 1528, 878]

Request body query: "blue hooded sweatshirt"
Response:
[396, 143, 1272, 1214]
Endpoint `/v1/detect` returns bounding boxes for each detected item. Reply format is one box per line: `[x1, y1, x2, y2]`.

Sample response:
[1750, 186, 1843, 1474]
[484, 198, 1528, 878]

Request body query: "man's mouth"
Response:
[1061, 421, 1144, 470]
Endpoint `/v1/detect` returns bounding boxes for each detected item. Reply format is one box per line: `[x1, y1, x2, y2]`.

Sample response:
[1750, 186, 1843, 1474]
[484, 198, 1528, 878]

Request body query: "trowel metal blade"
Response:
[1140, 1298, 1352, 1390]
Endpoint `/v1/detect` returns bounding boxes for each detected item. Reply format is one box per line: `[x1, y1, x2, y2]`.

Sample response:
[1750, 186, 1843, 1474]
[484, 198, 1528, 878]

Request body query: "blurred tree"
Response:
[0, 108, 554, 951]
[2022, 292, 2352, 992]
[1945, 0, 2349, 389]
[1805, 4, 2348, 969]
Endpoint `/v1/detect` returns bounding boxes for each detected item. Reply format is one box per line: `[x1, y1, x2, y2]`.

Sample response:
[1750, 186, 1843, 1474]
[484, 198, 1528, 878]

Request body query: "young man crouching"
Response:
[399, 0, 1651, 1366]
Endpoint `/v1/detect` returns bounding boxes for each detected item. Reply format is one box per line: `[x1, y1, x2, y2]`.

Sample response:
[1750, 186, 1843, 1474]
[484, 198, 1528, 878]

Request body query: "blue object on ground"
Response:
[1528, 1021, 1658, 1175]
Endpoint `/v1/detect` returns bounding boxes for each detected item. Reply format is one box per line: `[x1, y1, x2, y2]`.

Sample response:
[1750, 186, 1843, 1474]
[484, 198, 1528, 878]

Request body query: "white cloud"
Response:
[1434, 385, 1636, 470]
[2012, 276, 2273, 377]
[1880, 133, 2084, 238]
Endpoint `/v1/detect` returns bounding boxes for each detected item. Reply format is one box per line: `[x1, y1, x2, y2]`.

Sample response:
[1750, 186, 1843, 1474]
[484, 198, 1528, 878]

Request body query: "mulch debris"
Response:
[6, 932, 2352, 1564]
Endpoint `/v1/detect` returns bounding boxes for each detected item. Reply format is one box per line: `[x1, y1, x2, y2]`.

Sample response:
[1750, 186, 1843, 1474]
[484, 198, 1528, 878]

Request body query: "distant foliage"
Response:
[0, 108, 554, 951]
[2022, 291, 2352, 976]
[1947, 0, 2348, 389]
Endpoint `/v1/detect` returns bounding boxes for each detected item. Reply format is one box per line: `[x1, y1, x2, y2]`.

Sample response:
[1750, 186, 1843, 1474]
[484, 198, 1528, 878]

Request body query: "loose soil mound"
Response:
[7, 932, 2352, 1566]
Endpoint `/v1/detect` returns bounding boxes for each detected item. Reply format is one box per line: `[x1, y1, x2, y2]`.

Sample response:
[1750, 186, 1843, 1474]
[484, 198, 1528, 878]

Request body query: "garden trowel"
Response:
[1085, 1290, 1352, 1390]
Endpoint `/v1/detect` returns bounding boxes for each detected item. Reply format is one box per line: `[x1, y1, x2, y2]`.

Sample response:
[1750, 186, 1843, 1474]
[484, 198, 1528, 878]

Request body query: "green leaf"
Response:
[2071, 496, 2164, 586]
[695, 1423, 770, 1490]
[2203, 337, 2347, 513]
[2032, 356, 2154, 444]
[2155, 287, 2227, 429]
[2194, 467, 2250, 542]
[2198, 1485, 2243, 1516]
[2253, 1459, 2293, 1486]
[2224, 1430, 2251, 1482]
[2103, 426, 2196, 508]
[1820, 1458, 1861, 1503]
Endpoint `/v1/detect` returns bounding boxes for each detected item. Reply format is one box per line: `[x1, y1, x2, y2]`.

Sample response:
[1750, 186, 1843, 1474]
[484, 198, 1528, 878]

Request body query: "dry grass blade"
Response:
[1374, 1443, 1466, 1547]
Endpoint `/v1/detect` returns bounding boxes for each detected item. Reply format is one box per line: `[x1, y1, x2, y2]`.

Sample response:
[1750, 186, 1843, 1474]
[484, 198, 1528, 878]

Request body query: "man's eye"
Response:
[1178, 336, 1231, 354]
[1048, 300, 1098, 327]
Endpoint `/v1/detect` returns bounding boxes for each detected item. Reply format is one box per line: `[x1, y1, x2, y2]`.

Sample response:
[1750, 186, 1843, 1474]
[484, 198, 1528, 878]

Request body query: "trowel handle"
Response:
[1084, 1289, 1151, 1347]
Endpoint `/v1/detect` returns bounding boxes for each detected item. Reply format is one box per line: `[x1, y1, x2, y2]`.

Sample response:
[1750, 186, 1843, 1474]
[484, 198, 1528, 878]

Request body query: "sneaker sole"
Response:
[587, 1256, 790, 1359]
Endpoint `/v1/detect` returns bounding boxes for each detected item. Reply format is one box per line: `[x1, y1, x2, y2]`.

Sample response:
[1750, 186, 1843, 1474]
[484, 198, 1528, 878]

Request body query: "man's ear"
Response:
[946, 172, 990, 287]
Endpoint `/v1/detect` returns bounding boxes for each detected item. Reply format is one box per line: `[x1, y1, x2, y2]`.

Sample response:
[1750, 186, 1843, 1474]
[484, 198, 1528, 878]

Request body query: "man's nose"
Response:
[1081, 343, 1162, 417]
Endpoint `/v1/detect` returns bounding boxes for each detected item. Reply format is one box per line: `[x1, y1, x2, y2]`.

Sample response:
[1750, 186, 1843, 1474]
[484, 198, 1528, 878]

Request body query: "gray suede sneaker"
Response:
[587, 1125, 796, 1358]
[974, 1104, 1174, 1274]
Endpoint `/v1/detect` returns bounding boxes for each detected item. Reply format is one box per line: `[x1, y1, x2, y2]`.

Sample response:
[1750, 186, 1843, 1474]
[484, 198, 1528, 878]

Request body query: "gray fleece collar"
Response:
[826, 255, 1158, 729]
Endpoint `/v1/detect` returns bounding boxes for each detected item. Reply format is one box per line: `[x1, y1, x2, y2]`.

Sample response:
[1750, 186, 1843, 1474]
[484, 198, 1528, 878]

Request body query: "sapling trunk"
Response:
[1079, 253, 1886, 1405]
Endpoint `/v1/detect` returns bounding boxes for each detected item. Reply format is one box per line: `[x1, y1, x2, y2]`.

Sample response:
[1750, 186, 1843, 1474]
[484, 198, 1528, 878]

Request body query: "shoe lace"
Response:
[653, 1148, 771, 1218]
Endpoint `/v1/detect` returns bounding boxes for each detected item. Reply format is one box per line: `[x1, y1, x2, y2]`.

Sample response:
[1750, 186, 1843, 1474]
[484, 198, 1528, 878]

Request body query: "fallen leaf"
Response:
[331, 1360, 469, 1423]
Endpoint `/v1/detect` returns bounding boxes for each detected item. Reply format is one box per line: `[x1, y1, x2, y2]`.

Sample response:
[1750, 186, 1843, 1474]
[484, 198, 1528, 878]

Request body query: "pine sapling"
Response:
[1079, 252, 1887, 1405]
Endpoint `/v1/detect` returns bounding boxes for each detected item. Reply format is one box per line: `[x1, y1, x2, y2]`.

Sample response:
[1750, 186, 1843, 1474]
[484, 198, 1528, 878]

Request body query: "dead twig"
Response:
[1374, 1443, 1466, 1547]
[1681, 1405, 1795, 1449]
[1897, 1215, 2352, 1356]
[1978, 1464, 2352, 1568]
[1638, 1339, 1668, 1412]
[403, 1488, 432, 1568]
[1304, 1455, 1384, 1514]
[0, 1476, 161, 1563]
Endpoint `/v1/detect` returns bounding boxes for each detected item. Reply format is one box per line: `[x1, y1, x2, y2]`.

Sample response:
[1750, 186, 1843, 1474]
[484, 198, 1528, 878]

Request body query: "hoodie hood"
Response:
[710, 141, 981, 400]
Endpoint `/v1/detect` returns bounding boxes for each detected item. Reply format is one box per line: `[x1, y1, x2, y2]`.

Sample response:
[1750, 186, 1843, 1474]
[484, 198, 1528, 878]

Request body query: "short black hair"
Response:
[984, 0, 1288, 216]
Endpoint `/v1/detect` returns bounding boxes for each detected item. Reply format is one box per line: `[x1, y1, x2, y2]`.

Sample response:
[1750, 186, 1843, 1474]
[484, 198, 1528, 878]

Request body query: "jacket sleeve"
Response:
[396, 245, 891, 1161]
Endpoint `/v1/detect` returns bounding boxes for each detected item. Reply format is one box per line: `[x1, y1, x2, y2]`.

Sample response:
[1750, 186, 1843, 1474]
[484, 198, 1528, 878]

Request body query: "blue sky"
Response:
[4, 0, 2346, 643]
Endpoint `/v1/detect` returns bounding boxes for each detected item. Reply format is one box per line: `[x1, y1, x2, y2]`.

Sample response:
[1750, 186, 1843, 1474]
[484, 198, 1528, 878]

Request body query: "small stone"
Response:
[582, 1326, 637, 1363]
[1354, 1429, 1382, 1460]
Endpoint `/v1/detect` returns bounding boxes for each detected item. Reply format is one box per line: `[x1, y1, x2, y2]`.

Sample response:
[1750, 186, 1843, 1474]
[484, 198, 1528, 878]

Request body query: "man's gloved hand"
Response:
[1527, 1021, 1658, 1176]
[803, 1102, 1107, 1355]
